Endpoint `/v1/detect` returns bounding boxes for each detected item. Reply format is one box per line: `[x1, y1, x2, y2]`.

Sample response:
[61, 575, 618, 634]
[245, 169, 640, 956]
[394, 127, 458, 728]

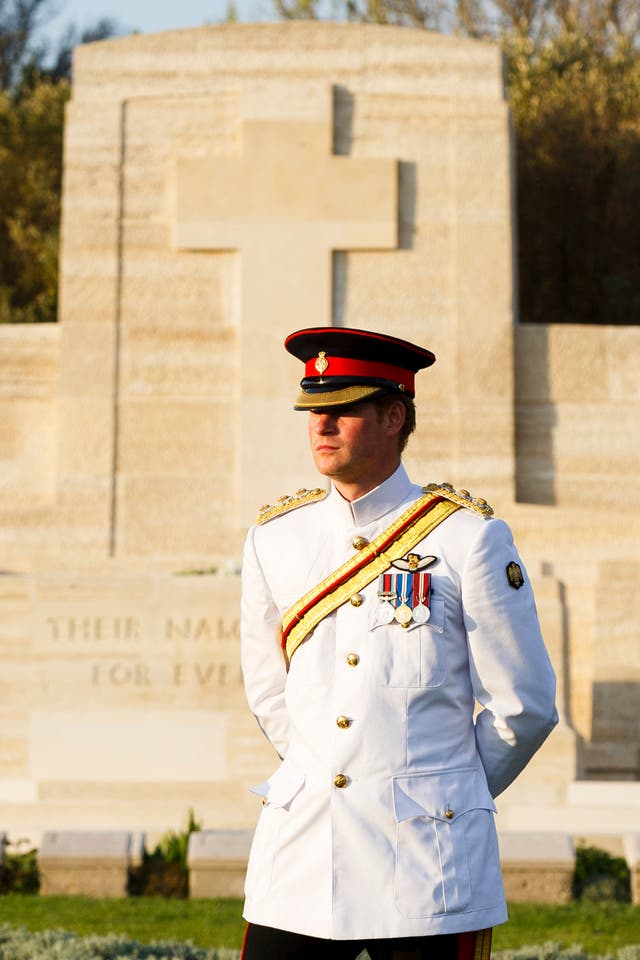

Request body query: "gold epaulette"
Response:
[256, 487, 328, 525]
[423, 482, 494, 518]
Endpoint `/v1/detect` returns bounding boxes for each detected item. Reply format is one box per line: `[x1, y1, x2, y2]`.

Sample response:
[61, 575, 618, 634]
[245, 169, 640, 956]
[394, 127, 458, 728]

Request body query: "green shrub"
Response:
[0, 840, 40, 894]
[152, 810, 202, 868]
[573, 844, 631, 902]
[129, 811, 202, 899]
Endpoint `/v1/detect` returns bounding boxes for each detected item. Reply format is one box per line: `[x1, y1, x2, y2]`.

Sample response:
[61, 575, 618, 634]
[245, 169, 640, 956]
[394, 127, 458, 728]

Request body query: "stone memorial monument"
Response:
[0, 23, 638, 855]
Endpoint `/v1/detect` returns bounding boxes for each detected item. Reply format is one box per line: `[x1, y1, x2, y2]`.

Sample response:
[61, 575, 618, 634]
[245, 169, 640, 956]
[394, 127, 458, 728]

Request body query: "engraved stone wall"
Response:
[0, 571, 273, 837]
[0, 23, 638, 839]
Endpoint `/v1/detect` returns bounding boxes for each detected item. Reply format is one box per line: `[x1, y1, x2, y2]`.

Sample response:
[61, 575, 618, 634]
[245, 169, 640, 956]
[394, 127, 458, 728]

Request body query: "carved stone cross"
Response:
[176, 112, 397, 524]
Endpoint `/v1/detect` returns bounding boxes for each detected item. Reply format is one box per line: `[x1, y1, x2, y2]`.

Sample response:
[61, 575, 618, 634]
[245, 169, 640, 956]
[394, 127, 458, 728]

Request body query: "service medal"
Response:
[375, 601, 396, 625]
[395, 603, 413, 626]
[376, 573, 397, 626]
[412, 602, 431, 624]
[411, 571, 432, 624]
[394, 572, 414, 626]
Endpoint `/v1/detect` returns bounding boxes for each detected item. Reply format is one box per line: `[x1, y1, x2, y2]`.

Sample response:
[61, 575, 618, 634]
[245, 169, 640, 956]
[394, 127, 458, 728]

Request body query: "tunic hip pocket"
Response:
[244, 760, 305, 901]
[392, 768, 501, 918]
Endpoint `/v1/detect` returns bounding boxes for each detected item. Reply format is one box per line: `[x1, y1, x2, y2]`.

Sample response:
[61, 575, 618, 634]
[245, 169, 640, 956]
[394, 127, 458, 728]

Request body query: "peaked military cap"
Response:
[285, 326, 436, 410]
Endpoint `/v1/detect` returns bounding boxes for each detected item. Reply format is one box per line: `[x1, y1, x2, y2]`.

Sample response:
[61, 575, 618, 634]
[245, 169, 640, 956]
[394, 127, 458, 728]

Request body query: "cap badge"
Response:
[314, 351, 329, 375]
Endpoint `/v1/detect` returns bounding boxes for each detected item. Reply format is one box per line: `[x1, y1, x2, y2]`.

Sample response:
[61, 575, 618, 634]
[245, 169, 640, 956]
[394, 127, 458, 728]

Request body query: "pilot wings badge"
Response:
[391, 552, 437, 572]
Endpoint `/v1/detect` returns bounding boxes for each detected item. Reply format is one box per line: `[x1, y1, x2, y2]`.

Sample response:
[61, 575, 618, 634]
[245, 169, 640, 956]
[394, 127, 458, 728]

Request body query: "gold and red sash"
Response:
[281, 493, 461, 666]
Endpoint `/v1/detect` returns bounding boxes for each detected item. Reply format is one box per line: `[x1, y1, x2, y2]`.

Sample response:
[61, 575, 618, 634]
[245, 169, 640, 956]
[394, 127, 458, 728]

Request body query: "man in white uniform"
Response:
[240, 327, 558, 960]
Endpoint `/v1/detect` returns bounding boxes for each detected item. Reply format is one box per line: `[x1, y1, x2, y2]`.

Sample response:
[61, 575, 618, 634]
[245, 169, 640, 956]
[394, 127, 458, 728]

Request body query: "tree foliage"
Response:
[275, 0, 640, 324]
[0, 73, 68, 323]
[0, 1, 119, 323]
[2, 1, 639, 325]
[0, 0, 50, 89]
[277, 0, 639, 41]
[507, 28, 640, 322]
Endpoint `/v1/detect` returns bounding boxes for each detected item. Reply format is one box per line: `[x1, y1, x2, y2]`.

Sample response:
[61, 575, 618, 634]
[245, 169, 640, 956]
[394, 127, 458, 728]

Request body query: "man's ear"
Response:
[386, 399, 407, 437]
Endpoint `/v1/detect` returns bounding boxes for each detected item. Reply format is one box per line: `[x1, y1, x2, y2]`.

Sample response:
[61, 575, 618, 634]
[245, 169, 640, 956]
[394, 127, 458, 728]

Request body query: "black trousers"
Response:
[241, 922, 492, 960]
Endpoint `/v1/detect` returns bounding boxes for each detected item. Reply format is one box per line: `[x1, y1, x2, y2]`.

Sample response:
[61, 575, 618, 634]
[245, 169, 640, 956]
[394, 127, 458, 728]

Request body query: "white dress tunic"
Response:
[240, 464, 558, 941]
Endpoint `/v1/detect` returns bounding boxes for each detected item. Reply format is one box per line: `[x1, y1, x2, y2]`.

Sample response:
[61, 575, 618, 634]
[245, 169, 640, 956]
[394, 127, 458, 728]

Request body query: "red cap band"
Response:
[304, 355, 415, 393]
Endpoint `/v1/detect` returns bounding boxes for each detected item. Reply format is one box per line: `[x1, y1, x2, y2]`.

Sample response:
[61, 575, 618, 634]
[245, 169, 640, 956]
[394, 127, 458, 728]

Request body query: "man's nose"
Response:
[312, 413, 338, 433]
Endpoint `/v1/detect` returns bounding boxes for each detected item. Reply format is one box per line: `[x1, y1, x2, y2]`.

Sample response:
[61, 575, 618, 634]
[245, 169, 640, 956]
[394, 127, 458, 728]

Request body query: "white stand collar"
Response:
[328, 463, 416, 528]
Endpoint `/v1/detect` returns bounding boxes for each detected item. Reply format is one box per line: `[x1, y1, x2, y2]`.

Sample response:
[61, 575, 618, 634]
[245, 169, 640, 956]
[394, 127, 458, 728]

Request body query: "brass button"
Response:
[352, 536, 369, 550]
[336, 715, 351, 729]
[334, 773, 349, 789]
[350, 593, 363, 607]
[444, 808, 454, 820]
[346, 653, 360, 667]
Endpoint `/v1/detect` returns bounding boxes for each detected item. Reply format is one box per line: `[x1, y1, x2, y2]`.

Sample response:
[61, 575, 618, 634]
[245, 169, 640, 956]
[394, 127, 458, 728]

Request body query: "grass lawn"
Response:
[494, 903, 640, 954]
[0, 897, 638, 954]
[0, 895, 246, 951]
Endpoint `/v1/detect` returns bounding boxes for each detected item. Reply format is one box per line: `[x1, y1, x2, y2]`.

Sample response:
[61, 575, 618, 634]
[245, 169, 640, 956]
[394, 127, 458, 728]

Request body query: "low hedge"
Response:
[0, 925, 239, 959]
[494, 946, 640, 960]
[0, 929, 639, 960]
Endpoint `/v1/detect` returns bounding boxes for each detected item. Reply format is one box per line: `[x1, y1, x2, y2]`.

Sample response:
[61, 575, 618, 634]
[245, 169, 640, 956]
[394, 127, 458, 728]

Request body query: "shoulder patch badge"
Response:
[423, 482, 494, 518]
[506, 561, 525, 589]
[256, 487, 328, 525]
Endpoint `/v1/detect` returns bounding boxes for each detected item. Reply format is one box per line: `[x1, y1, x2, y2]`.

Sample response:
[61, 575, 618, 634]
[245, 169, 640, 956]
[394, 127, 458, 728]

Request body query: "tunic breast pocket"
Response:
[369, 597, 447, 688]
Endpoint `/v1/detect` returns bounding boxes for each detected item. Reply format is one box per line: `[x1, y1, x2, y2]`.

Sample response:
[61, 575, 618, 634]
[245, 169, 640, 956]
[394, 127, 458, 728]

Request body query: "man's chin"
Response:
[312, 455, 342, 478]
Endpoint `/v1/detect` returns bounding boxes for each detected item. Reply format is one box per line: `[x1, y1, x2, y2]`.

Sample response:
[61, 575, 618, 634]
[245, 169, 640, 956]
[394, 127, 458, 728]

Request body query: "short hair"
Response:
[372, 393, 416, 453]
